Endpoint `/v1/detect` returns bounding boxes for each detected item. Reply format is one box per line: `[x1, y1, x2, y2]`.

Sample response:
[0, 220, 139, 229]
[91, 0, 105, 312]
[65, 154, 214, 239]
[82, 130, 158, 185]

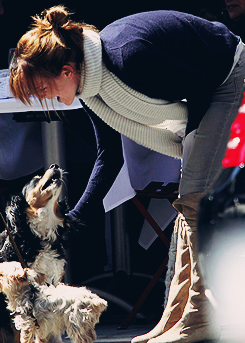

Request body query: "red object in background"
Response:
[222, 92, 245, 168]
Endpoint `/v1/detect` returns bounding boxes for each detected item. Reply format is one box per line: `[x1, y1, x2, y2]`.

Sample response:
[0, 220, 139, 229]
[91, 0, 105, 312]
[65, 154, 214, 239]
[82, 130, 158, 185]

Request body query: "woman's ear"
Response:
[61, 64, 76, 79]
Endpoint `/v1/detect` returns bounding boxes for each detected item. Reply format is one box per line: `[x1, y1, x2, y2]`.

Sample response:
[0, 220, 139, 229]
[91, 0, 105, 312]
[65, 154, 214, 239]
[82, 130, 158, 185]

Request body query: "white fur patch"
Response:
[29, 246, 66, 285]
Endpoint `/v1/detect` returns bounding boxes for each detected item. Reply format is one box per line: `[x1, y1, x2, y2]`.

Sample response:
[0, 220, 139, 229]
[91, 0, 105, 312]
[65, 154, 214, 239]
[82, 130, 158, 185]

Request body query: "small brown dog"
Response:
[0, 261, 107, 343]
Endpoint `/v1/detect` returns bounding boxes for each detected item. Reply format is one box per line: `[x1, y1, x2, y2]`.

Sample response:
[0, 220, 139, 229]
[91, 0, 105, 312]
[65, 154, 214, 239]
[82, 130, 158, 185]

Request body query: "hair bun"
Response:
[45, 6, 69, 29]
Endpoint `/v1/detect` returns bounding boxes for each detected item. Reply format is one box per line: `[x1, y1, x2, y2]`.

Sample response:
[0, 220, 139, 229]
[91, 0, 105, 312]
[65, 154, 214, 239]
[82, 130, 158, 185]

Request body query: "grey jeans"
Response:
[179, 46, 245, 196]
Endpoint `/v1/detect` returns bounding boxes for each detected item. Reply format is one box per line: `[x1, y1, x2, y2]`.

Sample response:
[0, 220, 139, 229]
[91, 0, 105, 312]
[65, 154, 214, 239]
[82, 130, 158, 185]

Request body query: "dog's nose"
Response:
[50, 164, 59, 170]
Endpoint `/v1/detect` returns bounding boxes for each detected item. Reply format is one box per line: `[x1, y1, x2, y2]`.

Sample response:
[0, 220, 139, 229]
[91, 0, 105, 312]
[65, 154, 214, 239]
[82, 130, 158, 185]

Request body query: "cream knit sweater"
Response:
[77, 30, 188, 159]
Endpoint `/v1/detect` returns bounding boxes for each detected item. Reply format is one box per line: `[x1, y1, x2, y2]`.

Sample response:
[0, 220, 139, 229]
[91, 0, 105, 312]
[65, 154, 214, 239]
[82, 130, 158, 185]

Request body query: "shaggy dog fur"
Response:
[0, 261, 107, 343]
[0, 164, 77, 342]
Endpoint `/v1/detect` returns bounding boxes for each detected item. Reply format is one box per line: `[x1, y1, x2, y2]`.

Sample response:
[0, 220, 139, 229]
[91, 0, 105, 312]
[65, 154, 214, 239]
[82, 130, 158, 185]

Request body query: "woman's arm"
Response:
[67, 101, 124, 223]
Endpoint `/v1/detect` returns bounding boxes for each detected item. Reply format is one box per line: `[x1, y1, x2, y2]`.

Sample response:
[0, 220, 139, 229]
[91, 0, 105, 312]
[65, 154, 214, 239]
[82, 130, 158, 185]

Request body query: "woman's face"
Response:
[225, 0, 245, 20]
[34, 64, 80, 106]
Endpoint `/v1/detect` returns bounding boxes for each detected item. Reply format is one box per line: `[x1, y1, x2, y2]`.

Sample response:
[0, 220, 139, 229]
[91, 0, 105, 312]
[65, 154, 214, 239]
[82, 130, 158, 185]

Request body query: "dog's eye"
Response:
[22, 176, 42, 197]
[32, 176, 42, 185]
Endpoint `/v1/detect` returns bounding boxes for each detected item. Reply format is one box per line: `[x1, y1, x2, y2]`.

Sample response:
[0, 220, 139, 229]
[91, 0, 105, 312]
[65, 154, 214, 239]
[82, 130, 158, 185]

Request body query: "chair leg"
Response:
[118, 256, 168, 330]
[132, 196, 170, 248]
[118, 195, 172, 329]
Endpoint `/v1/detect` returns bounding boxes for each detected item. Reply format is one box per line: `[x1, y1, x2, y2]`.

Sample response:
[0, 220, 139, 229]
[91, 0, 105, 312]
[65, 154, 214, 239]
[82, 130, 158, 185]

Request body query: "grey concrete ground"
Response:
[62, 320, 155, 343]
[63, 321, 242, 343]
[94, 322, 155, 343]
[94, 324, 244, 343]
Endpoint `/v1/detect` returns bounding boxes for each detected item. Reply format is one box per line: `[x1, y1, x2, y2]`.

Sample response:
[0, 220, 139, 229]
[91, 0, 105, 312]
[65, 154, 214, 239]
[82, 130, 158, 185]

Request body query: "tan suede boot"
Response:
[147, 194, 221, 343]
[131, 214, 191, 343]
[172, 193, 205, 229]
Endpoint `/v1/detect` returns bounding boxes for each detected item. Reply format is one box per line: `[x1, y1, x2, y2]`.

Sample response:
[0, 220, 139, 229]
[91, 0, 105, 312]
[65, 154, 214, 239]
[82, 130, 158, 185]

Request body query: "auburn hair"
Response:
[9, 5, 98, 105]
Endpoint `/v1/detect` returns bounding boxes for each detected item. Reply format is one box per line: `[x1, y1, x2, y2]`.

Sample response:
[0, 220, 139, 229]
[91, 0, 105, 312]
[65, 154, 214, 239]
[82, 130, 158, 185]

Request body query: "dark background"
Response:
[0, 0, 227, 70]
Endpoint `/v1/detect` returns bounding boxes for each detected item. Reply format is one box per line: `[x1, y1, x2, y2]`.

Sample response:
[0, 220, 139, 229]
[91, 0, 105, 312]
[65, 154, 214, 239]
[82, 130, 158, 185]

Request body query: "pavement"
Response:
[94, 322, 155, 343]
[61, 301, 244, 343]
[94, 323, 244, 343]
[62, 312, 157, 343]
[61, 272, 243, 343]
[63, 320, 245, 343]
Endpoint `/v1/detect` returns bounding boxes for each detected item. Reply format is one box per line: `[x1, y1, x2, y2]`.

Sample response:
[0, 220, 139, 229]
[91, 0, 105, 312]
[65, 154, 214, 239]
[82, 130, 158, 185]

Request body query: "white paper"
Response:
[103, 161, 136, 212]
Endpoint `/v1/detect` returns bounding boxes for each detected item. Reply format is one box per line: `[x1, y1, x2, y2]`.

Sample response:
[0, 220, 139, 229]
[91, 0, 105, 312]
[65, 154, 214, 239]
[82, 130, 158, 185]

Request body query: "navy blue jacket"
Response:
[101, 10, 239, 132]
[68, 11, 239, 222]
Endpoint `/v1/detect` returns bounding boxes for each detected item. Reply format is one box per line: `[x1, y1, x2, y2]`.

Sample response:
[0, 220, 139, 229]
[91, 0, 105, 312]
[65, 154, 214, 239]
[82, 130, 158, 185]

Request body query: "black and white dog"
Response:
[0, 164, 77, 342]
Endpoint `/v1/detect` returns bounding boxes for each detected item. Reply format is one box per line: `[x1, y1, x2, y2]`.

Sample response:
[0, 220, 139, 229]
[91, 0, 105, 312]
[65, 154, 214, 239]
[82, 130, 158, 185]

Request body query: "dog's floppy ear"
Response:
[5, 194, 29, 233]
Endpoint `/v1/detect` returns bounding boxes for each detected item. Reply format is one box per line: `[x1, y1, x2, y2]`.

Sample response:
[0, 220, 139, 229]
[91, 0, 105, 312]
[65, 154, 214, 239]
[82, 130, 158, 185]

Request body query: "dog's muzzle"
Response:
[41, 165, 62, 191]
